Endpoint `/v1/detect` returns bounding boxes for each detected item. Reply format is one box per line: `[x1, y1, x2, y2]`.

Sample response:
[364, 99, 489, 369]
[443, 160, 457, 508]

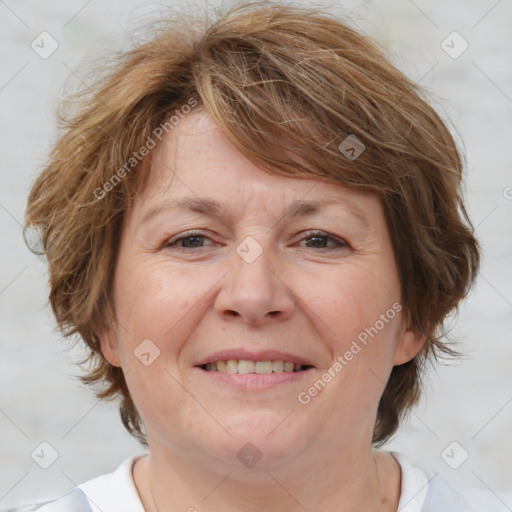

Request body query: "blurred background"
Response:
[1, 0, 511, 509]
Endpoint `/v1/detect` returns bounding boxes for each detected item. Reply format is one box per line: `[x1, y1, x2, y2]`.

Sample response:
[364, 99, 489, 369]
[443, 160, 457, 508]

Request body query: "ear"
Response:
[98, 328, 122, 367]
[393, 328, 426, 365]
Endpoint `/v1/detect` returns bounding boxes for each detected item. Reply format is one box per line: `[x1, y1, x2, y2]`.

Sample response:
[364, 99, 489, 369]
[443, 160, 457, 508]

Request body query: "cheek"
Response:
[111, 262, 206, 425]
[301, 263, 402, 410]
[303, 261, 401, 350]
[113, 259, 205, 345]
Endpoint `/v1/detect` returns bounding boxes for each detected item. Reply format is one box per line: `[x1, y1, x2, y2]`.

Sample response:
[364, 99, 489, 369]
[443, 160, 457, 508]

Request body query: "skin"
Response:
[100, 109, 425, 512]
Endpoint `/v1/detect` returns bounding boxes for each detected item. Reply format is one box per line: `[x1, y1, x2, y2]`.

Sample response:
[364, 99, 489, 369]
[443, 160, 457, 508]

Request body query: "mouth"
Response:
[199, 359, 315, 374]
[194, 350, 316, 389]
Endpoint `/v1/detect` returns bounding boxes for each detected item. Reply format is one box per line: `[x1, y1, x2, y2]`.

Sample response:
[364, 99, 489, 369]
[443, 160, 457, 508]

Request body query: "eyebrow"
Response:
[139, 196, 369, 227]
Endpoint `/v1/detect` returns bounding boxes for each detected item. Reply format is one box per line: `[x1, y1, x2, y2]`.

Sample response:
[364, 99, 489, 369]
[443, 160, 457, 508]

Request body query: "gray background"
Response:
[1, 0, 511, 509]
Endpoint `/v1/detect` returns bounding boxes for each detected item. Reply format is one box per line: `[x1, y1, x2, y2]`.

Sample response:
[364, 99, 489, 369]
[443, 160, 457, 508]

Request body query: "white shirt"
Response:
[7, 451, 499, 511]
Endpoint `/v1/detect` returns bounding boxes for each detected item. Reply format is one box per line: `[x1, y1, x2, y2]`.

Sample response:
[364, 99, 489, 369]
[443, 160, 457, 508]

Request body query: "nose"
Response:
[214, 238, 296, 326]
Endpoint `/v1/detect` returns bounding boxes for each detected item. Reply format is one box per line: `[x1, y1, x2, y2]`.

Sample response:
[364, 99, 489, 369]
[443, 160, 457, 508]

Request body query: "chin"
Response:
[212, 409, 311, 469]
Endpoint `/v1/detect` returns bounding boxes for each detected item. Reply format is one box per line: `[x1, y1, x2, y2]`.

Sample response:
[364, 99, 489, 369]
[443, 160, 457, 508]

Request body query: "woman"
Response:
[13, 2, 484, 511]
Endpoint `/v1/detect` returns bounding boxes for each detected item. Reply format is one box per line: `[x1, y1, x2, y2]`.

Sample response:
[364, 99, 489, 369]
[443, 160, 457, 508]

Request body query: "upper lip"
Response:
[195, 349, 315, 367]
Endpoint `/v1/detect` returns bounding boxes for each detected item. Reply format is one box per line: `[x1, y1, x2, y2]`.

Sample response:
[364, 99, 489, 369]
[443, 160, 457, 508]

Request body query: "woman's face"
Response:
[101, 110, 423, 470]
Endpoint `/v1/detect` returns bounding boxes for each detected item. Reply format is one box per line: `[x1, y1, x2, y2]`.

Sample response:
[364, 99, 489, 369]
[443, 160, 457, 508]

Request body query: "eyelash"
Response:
[165, 230, 348, 252]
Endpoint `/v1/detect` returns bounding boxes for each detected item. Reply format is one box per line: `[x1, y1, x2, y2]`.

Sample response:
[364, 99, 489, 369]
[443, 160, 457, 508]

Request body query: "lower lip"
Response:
[196, 367, 315, 389]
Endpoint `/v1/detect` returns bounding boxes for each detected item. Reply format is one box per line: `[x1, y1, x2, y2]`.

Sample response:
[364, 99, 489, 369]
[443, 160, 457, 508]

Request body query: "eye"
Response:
[165, 231, 214, 250]
[164, 230, 348, 252]
[298, 231, 348, 250]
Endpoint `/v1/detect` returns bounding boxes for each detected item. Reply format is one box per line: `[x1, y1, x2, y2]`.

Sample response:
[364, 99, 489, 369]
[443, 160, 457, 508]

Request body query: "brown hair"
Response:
[24, 2, 479, 446]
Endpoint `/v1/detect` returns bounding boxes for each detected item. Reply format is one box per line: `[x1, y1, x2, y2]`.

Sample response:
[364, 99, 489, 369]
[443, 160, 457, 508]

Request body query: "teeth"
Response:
[284, 361, 294, 372]
[272, 360, 284, 372]
[238, 360, 255, 374]
[203, 359, 307, 374]
[226, 359, 238, 374]
[255, 361, 273, 374]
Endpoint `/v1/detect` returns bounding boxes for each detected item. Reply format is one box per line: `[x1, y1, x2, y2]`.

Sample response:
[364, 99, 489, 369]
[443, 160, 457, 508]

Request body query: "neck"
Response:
[134, 441, 401, 512]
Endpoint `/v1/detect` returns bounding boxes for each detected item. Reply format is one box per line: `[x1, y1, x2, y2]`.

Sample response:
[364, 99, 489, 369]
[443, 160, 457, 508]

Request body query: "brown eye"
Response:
[300, 231, 348, 250]
[166, 232, 213, 250]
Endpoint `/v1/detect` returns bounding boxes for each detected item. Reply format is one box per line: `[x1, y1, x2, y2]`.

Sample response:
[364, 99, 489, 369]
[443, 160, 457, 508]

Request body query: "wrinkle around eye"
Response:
[160, 231, 352, 257]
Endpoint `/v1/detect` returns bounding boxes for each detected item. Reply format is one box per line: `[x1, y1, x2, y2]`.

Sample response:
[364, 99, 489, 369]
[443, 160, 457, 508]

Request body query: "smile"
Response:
[201, 359, 314, 374]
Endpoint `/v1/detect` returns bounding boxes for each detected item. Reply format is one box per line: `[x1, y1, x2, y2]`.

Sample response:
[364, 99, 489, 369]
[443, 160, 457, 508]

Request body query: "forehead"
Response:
[132, 109, 381, 223]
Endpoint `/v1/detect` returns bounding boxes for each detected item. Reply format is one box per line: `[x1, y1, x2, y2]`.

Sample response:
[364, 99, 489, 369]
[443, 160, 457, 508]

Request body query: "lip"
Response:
[194, 348, 315, 368]
[196, 365, 315, 389]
